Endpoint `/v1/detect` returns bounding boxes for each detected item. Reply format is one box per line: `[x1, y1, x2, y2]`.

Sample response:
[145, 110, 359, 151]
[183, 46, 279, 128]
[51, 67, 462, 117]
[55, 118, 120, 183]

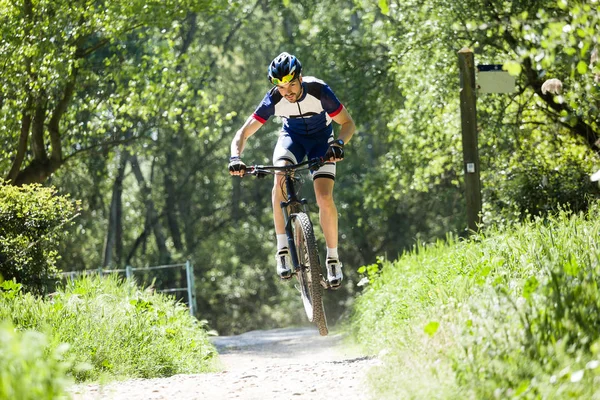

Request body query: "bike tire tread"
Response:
[294, 212, 328, 336]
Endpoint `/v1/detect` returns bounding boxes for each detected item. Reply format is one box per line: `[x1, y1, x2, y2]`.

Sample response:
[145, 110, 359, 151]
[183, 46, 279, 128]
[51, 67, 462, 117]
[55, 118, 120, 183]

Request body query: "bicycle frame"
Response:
[245, 157, 324, 274]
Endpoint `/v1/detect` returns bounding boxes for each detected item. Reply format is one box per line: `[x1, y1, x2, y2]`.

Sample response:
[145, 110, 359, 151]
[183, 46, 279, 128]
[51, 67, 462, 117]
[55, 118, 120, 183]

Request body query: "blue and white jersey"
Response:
[252, 76, 343, 139]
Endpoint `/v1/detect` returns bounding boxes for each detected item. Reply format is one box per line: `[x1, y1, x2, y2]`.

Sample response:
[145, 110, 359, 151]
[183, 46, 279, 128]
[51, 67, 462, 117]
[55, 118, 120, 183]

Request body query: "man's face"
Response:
[276, 77, 303, 103]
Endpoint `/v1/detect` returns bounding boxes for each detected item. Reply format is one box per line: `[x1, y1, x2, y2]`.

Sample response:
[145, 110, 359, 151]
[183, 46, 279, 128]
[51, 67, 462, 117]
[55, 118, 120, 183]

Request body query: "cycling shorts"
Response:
[272, 132, 336, 180]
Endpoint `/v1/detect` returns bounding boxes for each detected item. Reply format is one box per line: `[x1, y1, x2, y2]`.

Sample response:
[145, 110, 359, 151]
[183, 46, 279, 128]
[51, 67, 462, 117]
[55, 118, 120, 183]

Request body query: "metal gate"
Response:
[61, 260, 197, 317]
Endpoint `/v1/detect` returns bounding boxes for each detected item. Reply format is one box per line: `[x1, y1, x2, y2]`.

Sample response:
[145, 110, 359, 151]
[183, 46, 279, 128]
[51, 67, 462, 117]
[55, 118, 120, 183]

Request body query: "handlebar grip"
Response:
[308, 157, 325, 172]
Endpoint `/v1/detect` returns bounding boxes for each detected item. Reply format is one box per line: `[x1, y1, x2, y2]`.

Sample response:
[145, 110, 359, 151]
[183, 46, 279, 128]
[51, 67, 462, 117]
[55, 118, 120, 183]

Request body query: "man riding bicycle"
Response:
[228, 52, 355, 288]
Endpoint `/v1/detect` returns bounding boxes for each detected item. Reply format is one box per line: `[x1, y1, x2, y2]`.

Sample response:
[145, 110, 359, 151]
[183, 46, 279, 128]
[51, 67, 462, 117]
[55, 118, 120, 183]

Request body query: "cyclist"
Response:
[228, 52, 355, 288]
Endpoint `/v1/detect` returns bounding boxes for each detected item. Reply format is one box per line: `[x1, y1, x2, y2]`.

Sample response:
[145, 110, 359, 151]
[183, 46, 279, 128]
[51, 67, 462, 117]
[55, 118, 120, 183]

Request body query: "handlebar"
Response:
[244, 157, 326, 177]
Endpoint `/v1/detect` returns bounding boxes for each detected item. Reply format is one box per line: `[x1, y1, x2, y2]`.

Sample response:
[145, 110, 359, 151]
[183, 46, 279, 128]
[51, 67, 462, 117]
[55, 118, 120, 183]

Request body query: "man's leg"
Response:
[271, 133, 300, 280]
[313, 177, 337, 249]
[273, 169, 292, 279]
[272, 172, 287, 237]
[314, 177, 343, 287]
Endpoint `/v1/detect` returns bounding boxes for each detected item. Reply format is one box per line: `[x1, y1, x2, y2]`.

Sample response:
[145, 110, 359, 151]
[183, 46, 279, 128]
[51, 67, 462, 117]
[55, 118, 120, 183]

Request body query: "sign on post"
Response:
[477, 64, 516, 94]
[458, 53, 517, 233]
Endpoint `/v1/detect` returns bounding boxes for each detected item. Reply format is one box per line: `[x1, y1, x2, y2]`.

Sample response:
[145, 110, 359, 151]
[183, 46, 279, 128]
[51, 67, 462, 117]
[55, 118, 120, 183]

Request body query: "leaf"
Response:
[503, 61, 522, 76]
[378, 0, 389, 15]
[557, 0, 568, 10]
[424, 321, 439, 337]
[576, 60, 588, 74]
[522, 276, 539, 299]
[564, 254, 580, 276]
[515, 380, 530, 395]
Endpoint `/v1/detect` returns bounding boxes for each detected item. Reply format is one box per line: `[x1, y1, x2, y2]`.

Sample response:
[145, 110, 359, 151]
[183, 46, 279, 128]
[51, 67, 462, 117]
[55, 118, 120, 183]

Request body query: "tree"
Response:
[0, 0, 222, 185]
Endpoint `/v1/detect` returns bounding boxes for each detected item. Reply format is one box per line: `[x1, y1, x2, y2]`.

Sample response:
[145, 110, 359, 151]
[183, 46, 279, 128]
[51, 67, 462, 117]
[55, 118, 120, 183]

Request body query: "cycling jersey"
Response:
[252, 76, 343, 139]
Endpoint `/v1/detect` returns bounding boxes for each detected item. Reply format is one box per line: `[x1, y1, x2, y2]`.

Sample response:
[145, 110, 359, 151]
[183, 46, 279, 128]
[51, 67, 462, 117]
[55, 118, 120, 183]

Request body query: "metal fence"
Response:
[60, 260, 197, 317]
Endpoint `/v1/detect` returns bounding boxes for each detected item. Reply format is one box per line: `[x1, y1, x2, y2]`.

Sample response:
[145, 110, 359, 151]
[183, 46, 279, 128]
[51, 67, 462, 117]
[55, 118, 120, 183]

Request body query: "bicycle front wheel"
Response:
[292, 212, 328, 336]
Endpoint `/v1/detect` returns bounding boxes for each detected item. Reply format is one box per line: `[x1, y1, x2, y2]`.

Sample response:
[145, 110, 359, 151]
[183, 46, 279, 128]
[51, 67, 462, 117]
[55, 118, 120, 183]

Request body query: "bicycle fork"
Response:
[281, 199, 309, 274]
[281, 201, 330, 288]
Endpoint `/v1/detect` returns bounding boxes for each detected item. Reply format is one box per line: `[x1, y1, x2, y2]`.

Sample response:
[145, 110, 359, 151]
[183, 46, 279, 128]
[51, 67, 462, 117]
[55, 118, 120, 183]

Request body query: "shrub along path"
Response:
[70, 327, 378, 400]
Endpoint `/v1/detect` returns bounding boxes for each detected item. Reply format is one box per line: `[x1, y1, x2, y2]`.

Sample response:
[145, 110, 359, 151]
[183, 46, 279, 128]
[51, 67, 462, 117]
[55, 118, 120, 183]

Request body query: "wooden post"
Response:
[458, 48, 482, 233]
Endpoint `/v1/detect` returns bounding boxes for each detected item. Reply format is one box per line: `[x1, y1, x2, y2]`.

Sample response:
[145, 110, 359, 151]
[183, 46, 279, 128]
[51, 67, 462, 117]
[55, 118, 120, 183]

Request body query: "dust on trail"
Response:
[70, 327, 378, 400]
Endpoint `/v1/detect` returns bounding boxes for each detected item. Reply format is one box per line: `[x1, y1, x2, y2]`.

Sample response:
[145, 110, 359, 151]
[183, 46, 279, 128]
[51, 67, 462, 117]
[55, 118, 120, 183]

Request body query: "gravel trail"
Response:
[70, 327, 378, 400]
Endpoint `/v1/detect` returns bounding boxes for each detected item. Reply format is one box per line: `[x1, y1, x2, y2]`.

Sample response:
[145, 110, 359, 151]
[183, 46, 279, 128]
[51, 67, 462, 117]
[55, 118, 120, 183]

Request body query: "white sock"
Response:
[276, 234, 288, 250]
[326, 247, 339, 260]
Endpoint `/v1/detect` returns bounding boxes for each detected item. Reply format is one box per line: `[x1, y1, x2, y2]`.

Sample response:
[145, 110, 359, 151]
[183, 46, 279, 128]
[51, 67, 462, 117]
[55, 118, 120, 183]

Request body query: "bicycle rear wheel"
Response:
[292, 212, 328, 336]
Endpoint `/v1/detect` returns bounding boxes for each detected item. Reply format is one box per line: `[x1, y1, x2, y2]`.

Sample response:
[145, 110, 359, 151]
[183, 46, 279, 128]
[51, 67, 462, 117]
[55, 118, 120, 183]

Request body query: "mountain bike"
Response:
[244, 157, 329, 336]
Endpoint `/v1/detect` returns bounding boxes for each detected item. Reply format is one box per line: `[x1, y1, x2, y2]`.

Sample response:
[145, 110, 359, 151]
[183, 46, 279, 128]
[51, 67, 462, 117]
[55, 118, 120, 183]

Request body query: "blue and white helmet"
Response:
[268, 52, 302, 84]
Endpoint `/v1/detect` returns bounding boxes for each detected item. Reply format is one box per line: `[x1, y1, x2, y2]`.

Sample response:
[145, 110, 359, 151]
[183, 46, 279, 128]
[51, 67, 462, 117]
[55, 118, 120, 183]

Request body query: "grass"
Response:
[0, 322, 73, 400]
[349, 205, 600, 399]
[0, 274, 217, 387]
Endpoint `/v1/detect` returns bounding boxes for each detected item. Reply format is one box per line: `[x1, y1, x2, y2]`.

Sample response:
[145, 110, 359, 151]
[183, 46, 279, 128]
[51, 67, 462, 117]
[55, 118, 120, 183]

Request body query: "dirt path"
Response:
[70, 327, 378, 400]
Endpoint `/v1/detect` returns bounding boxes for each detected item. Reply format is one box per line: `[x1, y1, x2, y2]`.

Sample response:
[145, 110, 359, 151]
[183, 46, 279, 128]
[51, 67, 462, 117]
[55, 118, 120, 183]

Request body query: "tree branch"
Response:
[74, 23, 146, 59]
[521, 58, 599, 152]
[497, 25, 600, 153]
[6, 98, 33, 184]
[48, 68, 78, 164]
[31, 95, 48, 162]
[62, 135, 152, 163]
[201, 0, 261, 83]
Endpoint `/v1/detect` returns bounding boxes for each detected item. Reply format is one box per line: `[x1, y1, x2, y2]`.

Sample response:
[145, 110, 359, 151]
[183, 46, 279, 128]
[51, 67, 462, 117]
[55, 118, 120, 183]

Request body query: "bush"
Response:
[0, 321, 72, 400]
[0, 181, 78, 294]
[0, 275, 217, 382]
[482, 136, 599, 226]
[350, 205, 600, 399]
[454, 209, 600, 398]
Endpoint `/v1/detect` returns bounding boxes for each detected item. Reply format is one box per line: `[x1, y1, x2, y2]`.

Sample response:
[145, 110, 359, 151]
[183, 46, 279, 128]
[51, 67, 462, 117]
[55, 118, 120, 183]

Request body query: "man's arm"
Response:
[230, 116, 264, 158]
[331, 106, 355, 144]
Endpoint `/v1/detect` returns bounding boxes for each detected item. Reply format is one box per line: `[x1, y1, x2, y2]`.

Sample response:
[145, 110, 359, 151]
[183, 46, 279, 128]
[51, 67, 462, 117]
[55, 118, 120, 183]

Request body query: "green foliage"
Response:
[0, 0, 226, 184]
[0, 275, 217, 382]
[453, 209, 600, 398]
[350, 0, 600, 241]
[510, 0, 600, 125]
[50, 1, 375, 334]
[349, 204, 600, 398]
[2, 0, 599, 338]
[0, 182, 78, 294]
[482, 131, 598, 223]
[0, 321, 73, 400]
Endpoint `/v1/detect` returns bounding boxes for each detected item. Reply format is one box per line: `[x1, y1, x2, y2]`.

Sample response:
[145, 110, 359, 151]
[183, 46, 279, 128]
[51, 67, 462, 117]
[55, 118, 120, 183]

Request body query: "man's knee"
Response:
[272, 177, 286, 200]
[315, 192, 335, 208]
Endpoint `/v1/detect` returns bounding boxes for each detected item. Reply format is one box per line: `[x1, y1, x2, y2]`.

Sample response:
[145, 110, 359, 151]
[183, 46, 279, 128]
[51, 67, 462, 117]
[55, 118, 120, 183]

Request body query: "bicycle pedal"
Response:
[278, 270, 293, 280]
[320, 278, 330, 289]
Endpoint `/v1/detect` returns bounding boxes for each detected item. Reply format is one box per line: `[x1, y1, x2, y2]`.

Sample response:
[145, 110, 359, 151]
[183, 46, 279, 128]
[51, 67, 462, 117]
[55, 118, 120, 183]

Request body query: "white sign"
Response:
[477, 64, 516, 94]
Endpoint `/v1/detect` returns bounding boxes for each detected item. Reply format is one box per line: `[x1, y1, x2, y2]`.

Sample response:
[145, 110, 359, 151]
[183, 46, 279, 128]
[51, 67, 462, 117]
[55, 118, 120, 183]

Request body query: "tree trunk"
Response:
[130, 154, 171, 265]
[102, 151, 128, 267]
[163, 151, 184, 252]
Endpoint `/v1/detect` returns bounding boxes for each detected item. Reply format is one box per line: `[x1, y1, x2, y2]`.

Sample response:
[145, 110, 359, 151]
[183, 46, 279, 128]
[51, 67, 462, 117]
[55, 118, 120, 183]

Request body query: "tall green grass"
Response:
[0, 275, 217, 384]
[350, 206, 600, 399]
[0, 322, 73, 400]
